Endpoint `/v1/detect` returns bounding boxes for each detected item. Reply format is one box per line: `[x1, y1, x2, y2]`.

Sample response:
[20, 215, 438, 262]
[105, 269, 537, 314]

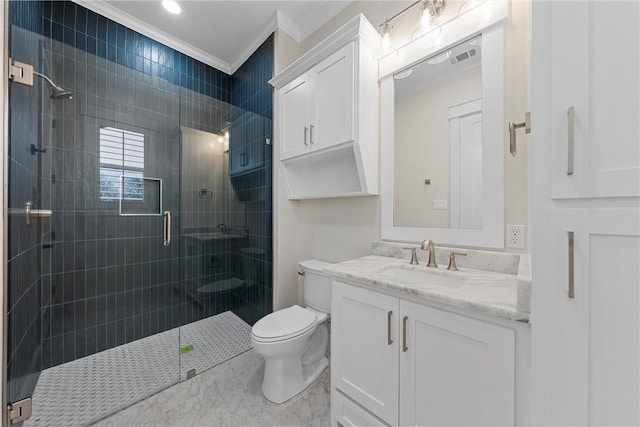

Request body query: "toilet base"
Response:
[262, 355, 328, 404]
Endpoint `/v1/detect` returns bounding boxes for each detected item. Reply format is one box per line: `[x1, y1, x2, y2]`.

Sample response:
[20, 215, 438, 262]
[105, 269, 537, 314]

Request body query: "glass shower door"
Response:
[6, 16, 184, 425]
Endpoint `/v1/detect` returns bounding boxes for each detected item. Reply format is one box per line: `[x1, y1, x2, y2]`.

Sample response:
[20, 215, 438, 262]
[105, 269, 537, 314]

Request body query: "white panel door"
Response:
[331, 281, 399, 426]
[310, 42, 355, 150]
[549, 1, 640, 199]
[543, 209, 639, 425]
[399, 300, 515, 426]
[280, 74, 311, 159]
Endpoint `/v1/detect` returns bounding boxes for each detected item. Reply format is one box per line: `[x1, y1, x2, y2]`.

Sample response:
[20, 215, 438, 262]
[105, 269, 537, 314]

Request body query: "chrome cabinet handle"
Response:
[402, 316, 408, 352]
[163, 211, 171, 247]
[24, 201, 52, 226]
[567, 106, 575, 176]
[568, 231, 574, 298]
[310, 124, 315, 144]
[304, 126, 308, 146]
[387, 311, 393, 345]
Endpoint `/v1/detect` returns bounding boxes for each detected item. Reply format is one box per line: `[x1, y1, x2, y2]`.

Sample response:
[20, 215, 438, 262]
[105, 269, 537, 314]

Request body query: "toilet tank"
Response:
[299, 260, 333, 313]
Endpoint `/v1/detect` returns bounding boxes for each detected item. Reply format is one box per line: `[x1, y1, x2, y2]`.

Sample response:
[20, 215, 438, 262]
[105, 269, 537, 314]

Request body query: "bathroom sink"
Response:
[377, 264, 468, 288]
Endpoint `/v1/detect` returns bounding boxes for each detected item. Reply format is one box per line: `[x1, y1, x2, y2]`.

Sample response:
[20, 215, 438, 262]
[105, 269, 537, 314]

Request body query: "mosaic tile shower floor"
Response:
[26, 311, 252, 426]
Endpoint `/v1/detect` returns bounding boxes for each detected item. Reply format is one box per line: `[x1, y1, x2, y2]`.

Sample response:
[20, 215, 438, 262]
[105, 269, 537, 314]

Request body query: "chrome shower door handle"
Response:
[567, 106, 575, 175]
[24, 201, 52, 226]
[163, 211, 172, 247]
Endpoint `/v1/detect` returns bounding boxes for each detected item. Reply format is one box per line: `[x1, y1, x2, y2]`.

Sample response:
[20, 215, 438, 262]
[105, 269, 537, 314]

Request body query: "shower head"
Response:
[33, 71, 73, 99]
[51, 85, 73, 99]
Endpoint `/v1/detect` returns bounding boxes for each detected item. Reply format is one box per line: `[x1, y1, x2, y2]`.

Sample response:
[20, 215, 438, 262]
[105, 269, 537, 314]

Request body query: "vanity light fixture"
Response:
[376, 0, 447, 57]
[375, 20, 398, 60]
[411, 0, 446, 44]
[162, 0, 181, 14]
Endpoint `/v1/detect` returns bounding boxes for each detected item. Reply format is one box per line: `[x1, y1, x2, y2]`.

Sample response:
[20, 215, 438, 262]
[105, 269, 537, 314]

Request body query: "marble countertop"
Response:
[325, 255, 530, 323]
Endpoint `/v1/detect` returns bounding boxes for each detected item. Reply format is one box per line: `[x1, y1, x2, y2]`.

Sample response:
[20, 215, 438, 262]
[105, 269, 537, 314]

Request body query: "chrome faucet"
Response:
[216, 223, 227, 233]
[420, 239, 438, 268]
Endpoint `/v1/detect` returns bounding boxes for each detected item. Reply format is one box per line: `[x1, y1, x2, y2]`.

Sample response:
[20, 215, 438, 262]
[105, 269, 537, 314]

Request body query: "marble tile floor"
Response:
[92, 349, 331, 427]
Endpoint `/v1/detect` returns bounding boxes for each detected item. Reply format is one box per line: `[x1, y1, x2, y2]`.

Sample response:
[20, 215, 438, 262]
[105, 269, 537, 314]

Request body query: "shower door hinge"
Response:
[7, 398, 32, 424]
[8, 58, 34, 86]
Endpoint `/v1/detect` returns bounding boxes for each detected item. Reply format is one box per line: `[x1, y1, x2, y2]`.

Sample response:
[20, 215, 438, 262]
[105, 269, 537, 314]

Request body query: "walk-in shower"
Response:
[3, 1, 273, 425]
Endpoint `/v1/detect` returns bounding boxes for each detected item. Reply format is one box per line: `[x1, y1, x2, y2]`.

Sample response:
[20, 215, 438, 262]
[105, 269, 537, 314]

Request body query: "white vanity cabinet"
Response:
[271, 14, 380, 199]
[281, 43, 354, 160]
[332, 280, 518, 426]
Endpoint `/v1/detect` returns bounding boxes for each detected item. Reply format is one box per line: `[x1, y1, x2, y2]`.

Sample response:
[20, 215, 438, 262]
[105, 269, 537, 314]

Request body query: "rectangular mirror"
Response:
[394, 36, 483, 230]
[380, 20, 505, 248]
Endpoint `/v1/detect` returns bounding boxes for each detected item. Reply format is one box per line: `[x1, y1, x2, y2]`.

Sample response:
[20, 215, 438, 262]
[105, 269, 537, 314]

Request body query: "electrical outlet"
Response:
[506, 224, 525, 249]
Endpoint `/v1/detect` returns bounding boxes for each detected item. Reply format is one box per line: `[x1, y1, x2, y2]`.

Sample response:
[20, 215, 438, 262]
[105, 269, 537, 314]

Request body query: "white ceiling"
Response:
[75, 0, 353, 74]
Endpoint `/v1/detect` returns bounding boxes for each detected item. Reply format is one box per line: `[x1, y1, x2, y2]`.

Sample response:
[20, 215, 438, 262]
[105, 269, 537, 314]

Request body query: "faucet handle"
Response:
[403, 247, 419, 265]
[447, 251, 467, 271]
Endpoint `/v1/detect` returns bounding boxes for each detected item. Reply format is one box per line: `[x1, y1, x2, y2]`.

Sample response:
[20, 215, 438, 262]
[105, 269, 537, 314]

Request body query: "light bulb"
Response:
[420, 6, 431, 28]
[162, 1, 181, 14]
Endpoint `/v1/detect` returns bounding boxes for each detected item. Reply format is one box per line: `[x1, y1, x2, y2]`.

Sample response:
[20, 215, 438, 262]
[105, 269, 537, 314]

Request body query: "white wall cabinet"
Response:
[547, 1, 639, 199]
[281, 43, 354, 160]
[332, 281, 517, 426]
[271, 14, 380, 199]
[531, 1, 640, 425]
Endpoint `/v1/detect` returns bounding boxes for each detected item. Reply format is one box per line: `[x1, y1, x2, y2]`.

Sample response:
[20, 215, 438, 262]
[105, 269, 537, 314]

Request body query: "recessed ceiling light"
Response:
[394, 69, 413, 80]
[426, 50, 452, 65]
[162, 0, 181, 14]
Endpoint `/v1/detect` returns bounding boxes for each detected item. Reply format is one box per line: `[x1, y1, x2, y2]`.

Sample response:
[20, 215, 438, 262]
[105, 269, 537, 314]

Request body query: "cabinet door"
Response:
[399, 300, 515, 426]
[549, 1, 639, 199]
[281, 74, 311, 159]
[310, 42, 355, 150]
[331, 281, 399, 425]
[534, 209, 639, 425]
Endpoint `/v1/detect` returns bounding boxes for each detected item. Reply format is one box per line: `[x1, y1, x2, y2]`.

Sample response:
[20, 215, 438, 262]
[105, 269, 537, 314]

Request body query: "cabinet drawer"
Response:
[332, 390, 388, 427]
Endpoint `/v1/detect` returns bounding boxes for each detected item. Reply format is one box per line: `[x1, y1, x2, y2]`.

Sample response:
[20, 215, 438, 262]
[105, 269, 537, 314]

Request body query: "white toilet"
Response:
[251, 260, 332, 403]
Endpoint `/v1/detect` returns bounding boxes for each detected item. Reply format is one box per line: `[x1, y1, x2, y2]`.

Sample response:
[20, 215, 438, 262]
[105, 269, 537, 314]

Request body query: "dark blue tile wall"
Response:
[228, 35, 274, 324]
[7, 0, 274, 391]
[40, 1, 231, 102]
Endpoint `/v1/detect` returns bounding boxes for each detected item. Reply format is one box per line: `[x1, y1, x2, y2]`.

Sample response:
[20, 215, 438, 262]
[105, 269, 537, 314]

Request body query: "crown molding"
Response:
[269, 14, 380, 89]
[72, 0, 350, 76]
[72, 0, 232, 74]
[297, 1, 352, 41]
[276, 10, 302, 43]
[228, 11, 282, 74]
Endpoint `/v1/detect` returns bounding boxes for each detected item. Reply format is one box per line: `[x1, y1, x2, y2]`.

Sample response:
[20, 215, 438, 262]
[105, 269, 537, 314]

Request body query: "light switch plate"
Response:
[432, 199, 448, 210]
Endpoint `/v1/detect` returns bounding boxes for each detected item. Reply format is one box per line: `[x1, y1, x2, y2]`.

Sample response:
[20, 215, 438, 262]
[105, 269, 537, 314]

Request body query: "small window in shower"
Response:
[99, 127, 145, 201]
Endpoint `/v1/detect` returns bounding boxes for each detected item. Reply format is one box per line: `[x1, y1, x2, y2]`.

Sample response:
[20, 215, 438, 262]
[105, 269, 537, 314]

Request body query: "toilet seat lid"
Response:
[252, 305, 316, 342]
